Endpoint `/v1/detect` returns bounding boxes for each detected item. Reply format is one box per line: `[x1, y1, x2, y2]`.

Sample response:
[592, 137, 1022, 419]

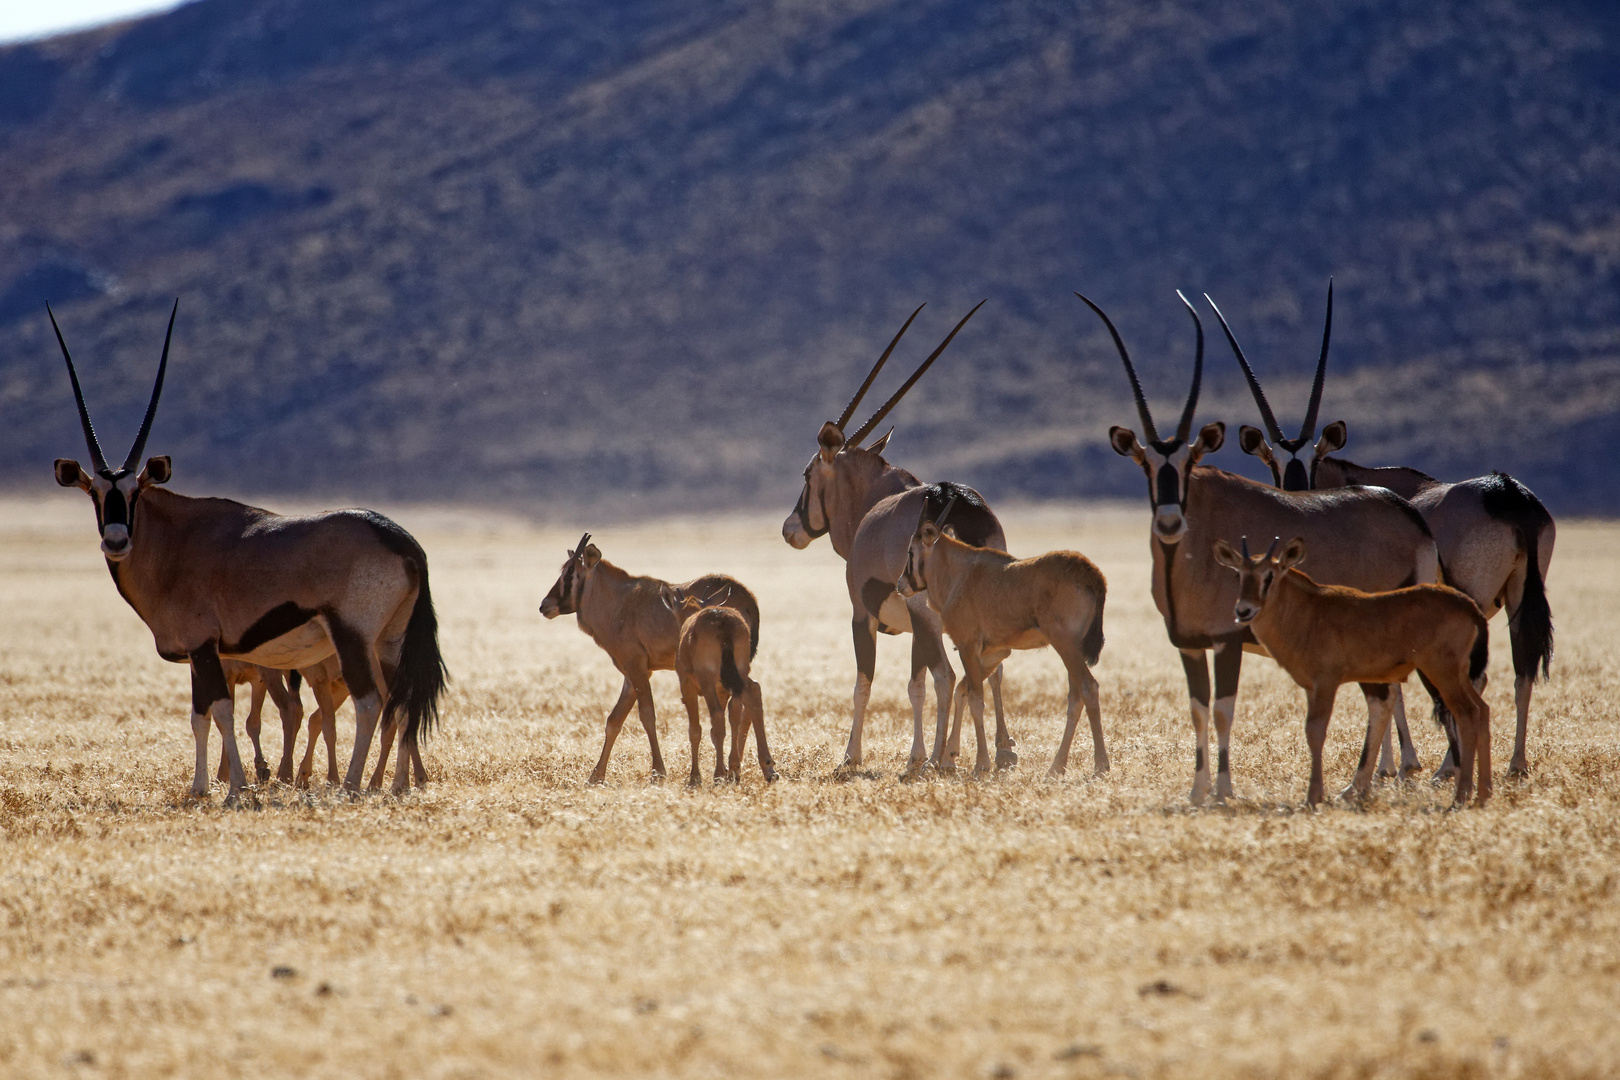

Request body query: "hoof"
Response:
[995, 748, 1019, 770]
[1189, 778, 1211, 806]
[256, 765, 272, 784]
[1214, 773, 1232, 801]
[1507, 763, 1530, 779]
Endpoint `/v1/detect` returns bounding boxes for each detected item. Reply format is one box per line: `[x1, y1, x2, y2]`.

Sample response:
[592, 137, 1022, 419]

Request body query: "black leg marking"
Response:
[851, 618, 876, 681]
[326, 615, 379, 700]
[189, 644, 229, 714]
[1217, 747, 1230, 774]
[1179, 651, 1211, 709]
[1358, 728, 1373, 770]
[910, 626, 944, 677]
[1195, 746, 1205, 772]
[1213, 637, 1244, 700]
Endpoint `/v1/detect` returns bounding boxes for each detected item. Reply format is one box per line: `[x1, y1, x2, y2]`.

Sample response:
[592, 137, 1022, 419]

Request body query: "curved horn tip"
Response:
[1265, 536, 1281, 559]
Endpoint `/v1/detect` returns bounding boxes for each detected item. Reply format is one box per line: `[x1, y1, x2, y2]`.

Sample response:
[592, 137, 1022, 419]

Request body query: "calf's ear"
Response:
[1279, 537, 1307, 570]
[55, 459, 90, 490]
[580, 544, 602, 570]
[918, 521, 942, 545]
[1211, 539, 1243, 570]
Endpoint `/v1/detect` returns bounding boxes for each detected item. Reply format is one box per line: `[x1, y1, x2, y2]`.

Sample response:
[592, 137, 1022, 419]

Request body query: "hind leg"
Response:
[589, 678, 640, 785]
[1509, 674, 1533, 778]
[989, 663, 1017, 770]
[680, 676, 705, 786]
[1303, 684, 1338, 807]
[1377, 685, 1424, 778]
[744, 681, 774, 781]
[706, 687, 729, 784]
[1344, 685, 1394, 801]
[1212, 637, 1241, 801]
[369, 718, 398, 791]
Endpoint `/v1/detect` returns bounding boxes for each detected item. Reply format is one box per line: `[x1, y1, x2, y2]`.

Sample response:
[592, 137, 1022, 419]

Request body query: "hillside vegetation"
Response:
[1, 0, 1617, 509]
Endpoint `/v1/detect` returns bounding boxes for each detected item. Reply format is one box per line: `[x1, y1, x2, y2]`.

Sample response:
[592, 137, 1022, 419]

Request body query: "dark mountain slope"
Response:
[1, 0, 1617, 510]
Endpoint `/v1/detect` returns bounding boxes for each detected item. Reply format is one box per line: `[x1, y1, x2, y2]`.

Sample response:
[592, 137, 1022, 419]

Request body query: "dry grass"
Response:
[1, 496, 1617, 1079]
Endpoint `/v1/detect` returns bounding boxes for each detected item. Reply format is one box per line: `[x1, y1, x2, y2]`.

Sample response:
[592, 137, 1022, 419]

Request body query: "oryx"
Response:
[897, 497, 1109, 778]
[49, 302, 447, 801]
[1082, 290, 1440, 804]
[783, 301, 1014, 775]
[1208, 283, 1555, 778]
[1214, 536, 1492, 806]
[539, 534, 765, 785]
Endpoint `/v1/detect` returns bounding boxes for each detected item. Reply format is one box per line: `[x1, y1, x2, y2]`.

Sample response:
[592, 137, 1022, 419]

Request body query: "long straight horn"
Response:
[1241, 535, 1251, 559]
[1076, 292, 1157, 442]
[835, 302, 925, 430]
[1205, 292, 1284, 443]
[122, 298, 177, 473]
[1298, 278, 1332, 443]
[1174, 290, 1204, 442]
[1264, 536, 1281, 560]
[47, 303, 111, 474]
[848, 300, 986, 446]
[934, 493, 958, 527]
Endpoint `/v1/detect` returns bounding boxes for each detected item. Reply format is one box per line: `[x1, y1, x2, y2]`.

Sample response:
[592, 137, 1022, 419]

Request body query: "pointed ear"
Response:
[1278, 537, 1307, 570]
[55, 459, 91, 491]
[137, 455, 171, 487]
[1211, 539, 1244, 570]
[866, 427, 893, 455]
[1109, 426, 1144, 462]
[1314, 420, 1347, 458]
[1191, 422, 1225, 459]
[580, 544, 602, 570]
[1237, 425, 1273, 459]
[817, 421, 846, 461]
[919, 521, 942, 545]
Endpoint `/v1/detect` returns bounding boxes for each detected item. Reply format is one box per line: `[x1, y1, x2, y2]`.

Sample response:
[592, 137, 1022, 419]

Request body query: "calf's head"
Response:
[1212, 535, 1307, 625]
[540, 533, 600, 618]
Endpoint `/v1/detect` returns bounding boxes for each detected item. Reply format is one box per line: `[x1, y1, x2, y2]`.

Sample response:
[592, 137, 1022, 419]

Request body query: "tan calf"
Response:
[897, 502, 1108, 778]
[1213, 537, 1492, 807]
[214, 662, 303, 784]
[540, 534, 760, 784]
[674, 602, 774, 783]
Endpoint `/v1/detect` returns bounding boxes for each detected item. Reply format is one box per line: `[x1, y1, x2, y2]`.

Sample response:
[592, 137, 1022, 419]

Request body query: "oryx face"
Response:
[1212, 536, 1306, 624]
[49, 300, 177, 563]
[56, 457, 172, 561]
[540, 534, 598, 619]
[1110, 423, 1225, 544]
[1238, 421, 1347, 491]
[783, 448, 835, 549]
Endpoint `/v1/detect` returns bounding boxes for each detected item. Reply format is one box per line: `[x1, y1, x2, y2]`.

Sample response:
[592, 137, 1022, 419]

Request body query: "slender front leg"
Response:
[843, 618, 877, 770]
[1179, 649, 1212, 805]
[632, 672, 666, 781]
[245, 680, 270, 783]
[1303, 684, 1339, 807]
[589, 677, 639, 784]
[191, 647, 242, 800]
[1212, 637, 1242, 801]
[1345, 684, 1394, 800]
[929, 657, 958, 771]
[988, 663, 1016, 769]
[266, 671, 302, 784]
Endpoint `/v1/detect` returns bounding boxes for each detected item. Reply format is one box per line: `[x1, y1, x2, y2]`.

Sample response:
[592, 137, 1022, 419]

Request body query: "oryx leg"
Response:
[1344, 684, 1395, 802]
[988, 663, 1015, 769]
[1303, 683, 1339, 807]
[1509, 672, 1534, 778]
[746, 680, 775, 781]
[1049, 639, 1105, 779]
[1376, 685, 1424, 778]
[589, 677, 640, 785]
[907, 627, 945, 776]
[1180, 649, 1213, 805]
[192, 646, 244, 801]
[697, 677, 727, 785]
[1212, 637, 1242, 801]
[842, 617, 877, 770]
[333, 621, 388, 793]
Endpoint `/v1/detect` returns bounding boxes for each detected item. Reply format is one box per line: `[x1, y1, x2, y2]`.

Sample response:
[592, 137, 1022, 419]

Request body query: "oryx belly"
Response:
[1006, 628, 1048, 652]
[225, 619, 334, 669]
[878, 592, 914, 633]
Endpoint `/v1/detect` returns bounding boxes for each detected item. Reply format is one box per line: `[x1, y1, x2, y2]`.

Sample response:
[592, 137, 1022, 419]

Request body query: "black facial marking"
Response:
[795, 480, 829, 539]
[1154, 463, 1181, 507]
[224, 602, 319, 656]
[1282, 458, 1310, 491]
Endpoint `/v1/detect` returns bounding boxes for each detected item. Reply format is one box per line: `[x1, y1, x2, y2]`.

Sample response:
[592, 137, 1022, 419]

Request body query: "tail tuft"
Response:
[385, 556, 449, 746]
[1482, 472, 1554, 683]
[1081, 595, 1105, 668]
[719, 637, 747, 697]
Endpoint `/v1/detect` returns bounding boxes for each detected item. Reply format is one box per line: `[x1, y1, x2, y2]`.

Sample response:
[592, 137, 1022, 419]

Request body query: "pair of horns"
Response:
[51, 300, 177, 477]
[834, 300, 988, 447]
[1207, 281, 1333, 453]
[918, 492, 958, 530]
[1076, 290, 1203, 444]
[571, 532, 592, 557]
[1240, 536, 1281, 561]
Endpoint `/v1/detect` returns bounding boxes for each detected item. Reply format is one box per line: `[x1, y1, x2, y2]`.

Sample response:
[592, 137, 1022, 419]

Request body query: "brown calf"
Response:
[1213, 537, 1492, 807]
[674, 602, 774, 784]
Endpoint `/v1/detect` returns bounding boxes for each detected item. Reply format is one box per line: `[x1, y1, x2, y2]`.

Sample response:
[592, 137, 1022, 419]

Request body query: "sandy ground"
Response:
[1, 495, 1616, 1079]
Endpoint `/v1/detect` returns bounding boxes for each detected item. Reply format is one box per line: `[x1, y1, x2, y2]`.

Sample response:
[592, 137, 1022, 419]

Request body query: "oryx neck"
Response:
[828, 453, 917, 557]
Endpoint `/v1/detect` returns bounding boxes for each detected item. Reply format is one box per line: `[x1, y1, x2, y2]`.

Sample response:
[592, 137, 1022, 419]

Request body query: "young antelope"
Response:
[674, 600, 775, 783]
[1213, 536, 1492, 807]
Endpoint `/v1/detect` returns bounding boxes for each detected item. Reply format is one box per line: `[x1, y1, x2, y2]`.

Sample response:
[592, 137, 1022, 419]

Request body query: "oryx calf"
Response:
[49, 302, 447, 800]
[214, 661, 304, 784]
[1214, 537, 1492, 807]
[897, 500, 1108, 778]
[540, 534, 760, 785]
[674, 602, 774, 783]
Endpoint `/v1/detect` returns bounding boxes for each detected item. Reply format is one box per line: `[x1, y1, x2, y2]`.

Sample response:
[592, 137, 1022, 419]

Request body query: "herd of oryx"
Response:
[41, 284, 1554, 809]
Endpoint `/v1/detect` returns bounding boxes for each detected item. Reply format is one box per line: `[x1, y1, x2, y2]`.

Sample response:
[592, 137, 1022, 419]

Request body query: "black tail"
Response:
[1481, 472, 1554, 683]
[1469, 619, 1490, 683]
[1081, 595, 1106, 667]
[385, 557, 449, 746]
[288, 669, 303, 693]
[719, 637, 748, 697]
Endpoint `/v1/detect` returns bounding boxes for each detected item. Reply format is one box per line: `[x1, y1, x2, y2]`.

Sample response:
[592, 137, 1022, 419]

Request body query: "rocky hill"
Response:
[1, 0, 1617, 512]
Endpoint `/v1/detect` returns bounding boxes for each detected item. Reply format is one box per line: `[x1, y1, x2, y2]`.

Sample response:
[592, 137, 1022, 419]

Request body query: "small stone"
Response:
[1417, 1029, 1439, 1044]
[270, 965, 297, 980]
[314, 982, 334, 997]
[1055, 1043, 1102, 1060]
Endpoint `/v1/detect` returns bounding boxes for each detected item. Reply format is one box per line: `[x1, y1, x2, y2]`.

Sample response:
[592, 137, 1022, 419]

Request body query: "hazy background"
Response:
[1, 0, 1616, 513]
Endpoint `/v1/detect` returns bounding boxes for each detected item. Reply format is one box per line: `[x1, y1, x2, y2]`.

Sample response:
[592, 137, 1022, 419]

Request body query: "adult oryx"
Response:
[1081, 290, 1439, 804]
[49, 302, 447, 801]
[1207, 284, 1555, 778]
[782, 302, 1012, 775]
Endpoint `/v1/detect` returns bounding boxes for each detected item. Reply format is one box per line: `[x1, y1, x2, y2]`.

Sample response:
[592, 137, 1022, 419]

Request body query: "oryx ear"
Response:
[1211, 539, 1244, 570]
[1109, 426, 1144, 462]
[55, 459, 91, 491]
[138, 455, 171, 487]
[580, 544, 602, 570]
[918, 521, 942, 545]
[866, 427, 893, 455]
[1237, 425, 1272, 459]
[1278, 537, 1307, 570]
[1314, 420, 1347, 458]
[817, 421, 846, 461]
[1192, 422, 1225, 458]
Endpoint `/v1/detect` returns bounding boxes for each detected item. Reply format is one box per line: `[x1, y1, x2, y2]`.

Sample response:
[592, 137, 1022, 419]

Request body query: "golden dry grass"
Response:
[1, 496, 1617, 1079]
